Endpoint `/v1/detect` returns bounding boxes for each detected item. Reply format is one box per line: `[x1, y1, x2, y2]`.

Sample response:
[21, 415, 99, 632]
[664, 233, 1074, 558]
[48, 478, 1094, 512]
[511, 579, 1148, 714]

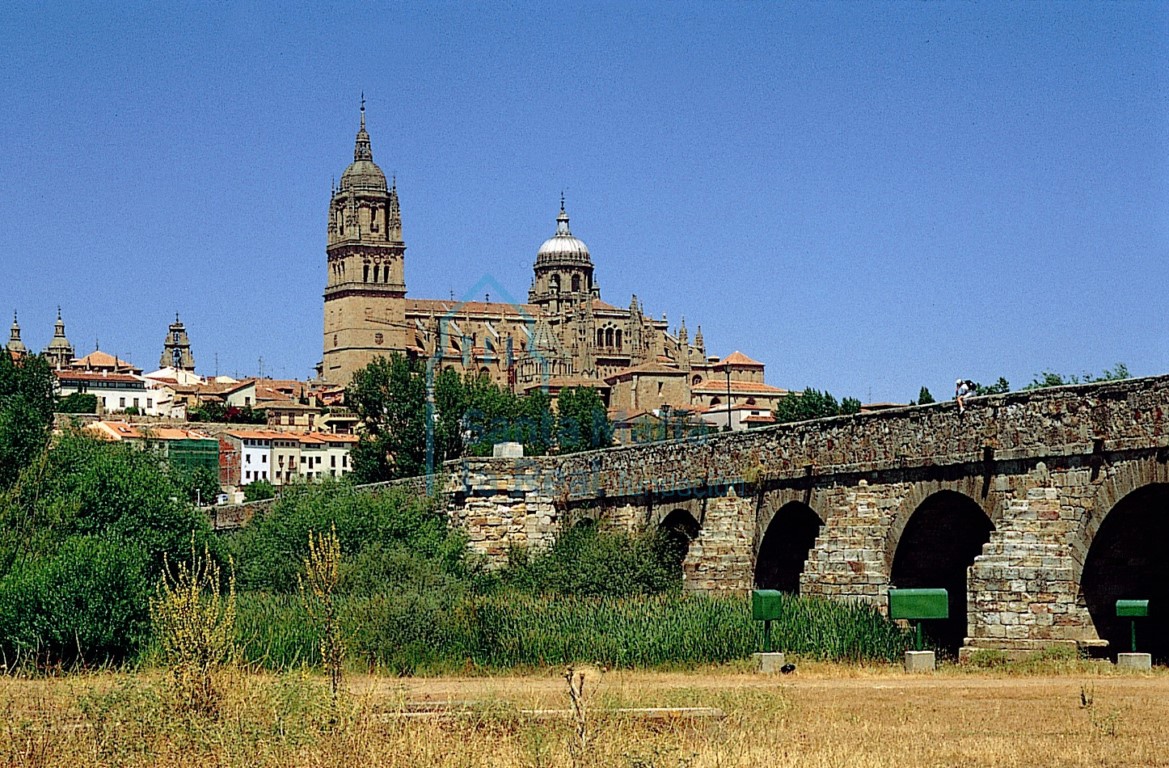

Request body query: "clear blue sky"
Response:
[2, 2, 1166, 402]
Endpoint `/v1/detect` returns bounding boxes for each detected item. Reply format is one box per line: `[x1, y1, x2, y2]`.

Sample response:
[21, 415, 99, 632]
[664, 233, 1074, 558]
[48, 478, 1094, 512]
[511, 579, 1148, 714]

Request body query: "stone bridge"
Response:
[433, 375, 1169, 659]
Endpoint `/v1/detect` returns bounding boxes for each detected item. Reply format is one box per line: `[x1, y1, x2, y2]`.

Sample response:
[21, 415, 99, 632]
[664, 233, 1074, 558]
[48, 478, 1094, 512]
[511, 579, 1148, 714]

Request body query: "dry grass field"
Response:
[3, 660, 1168, 767]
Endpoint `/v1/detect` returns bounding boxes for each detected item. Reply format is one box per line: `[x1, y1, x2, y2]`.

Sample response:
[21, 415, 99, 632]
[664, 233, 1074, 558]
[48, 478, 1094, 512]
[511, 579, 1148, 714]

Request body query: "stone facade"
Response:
[317, 107, 782, 416]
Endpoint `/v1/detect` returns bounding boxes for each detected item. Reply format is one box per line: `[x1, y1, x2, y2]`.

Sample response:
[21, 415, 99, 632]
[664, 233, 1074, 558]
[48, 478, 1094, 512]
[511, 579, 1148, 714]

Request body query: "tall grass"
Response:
[235, 591, 910, 673]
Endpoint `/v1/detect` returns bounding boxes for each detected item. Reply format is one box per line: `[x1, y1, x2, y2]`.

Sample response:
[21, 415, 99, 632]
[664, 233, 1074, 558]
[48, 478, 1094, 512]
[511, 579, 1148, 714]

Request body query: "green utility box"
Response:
[889, 588, 949, 621]
[1116, 599, 1149, 618]
[752, 590, 783, 621]
[752, 590, 783, 653]
[1116, 599, 1150, 654]
[889, 588, 949, 652]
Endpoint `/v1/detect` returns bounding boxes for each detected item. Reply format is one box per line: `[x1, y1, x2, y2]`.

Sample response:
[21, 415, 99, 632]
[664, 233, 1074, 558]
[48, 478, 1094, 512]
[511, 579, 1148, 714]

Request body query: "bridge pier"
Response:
[964, 483, 1098, 657]
[682, 487, 754, 592]
[800, 480, 890, 606]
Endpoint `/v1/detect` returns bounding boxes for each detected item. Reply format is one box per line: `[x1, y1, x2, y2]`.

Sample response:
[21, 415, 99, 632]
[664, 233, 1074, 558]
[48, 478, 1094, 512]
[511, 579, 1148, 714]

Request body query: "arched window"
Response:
[597, 329, 605, 347]
[710, 397, 721, 406]
[363, 264, 369, 282]
[615, 329, 622, 350]
[372, 264, 380, 283]
[572, 274, 581, 292]
[692, 375, 702, 386]
[606, 328, 614, 347]
[550, 274, 561, 293]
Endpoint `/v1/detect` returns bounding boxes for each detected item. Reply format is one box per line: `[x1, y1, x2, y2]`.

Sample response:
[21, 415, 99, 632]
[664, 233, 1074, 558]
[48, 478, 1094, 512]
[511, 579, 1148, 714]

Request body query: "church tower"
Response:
[42, 307, 74, 369]
[7, 312, 27, 356]
[160, 313, 196, 371]
[322, 99, 407, 385]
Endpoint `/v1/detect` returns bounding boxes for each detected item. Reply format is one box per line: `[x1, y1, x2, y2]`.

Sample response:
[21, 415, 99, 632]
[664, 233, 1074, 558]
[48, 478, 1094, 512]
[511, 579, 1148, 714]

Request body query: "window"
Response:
[244, 397, 251, 406]
[119, 397, 125, 408]
[342, 455, 348, 468]
[262, 454, 267, 463]
[133, 398, 139, 408]
[246, 471, 251, 480]
[331, 455, 336, 467]
[571, 274, 581, 292]
[245, 454, 251, 464]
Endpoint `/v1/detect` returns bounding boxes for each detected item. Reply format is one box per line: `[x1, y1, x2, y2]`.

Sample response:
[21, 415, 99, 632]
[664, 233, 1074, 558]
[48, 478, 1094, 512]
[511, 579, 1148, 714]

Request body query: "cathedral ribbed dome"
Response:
[536, 201, 591, 264]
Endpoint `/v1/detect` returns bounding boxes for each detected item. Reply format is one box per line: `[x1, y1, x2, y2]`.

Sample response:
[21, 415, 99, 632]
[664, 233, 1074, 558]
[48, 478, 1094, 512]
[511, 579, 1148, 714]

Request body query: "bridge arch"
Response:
[754, 500, 823, 593]
[1079, 482, 1169, 661]
[889, 490, 994, 655]
[657, 507, 702, 575]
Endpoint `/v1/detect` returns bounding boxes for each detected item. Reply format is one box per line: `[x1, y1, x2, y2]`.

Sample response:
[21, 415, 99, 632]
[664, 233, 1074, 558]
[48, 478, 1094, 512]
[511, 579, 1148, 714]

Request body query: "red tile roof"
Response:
[718, 351, 765, 368]
[692, 380, 787, 395]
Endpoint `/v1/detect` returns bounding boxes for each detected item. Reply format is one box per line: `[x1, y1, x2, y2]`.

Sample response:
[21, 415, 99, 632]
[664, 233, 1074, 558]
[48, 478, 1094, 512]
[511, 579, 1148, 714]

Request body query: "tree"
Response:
[347, 354, 428, 483]
[1022, 363, 1129, 391]
[773, 387, 862, 424]
[57, 392, 98, 414]
[917, 387, 935, 405]
[243, 479, 276, 502]
[974, 377, 1011, 396]
[555, 386, 612, 453]
[0, 349, 56, 490]
[173, 465, 221, 506]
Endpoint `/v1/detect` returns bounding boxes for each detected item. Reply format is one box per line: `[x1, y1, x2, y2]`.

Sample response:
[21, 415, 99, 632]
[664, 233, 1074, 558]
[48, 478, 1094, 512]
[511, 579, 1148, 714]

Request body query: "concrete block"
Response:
[752, 652, 786, 673]
[1116, 653, 1152, 671]
[904, 650, 936, 672]
[492, 442, 524, 458]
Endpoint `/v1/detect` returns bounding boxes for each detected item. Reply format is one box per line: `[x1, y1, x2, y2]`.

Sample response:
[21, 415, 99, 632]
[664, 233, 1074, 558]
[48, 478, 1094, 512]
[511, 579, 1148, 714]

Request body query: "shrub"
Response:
[227, 483, 468, 594]
[0, 535, 151, 668]
[500, 524, 681, 597]
[243, 479, 276, 502]
[56, 392, 98, 414]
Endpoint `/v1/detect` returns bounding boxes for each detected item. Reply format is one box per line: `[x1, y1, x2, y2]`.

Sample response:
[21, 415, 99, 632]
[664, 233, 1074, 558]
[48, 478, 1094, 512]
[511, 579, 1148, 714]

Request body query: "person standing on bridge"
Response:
[955, 379, 976, 414]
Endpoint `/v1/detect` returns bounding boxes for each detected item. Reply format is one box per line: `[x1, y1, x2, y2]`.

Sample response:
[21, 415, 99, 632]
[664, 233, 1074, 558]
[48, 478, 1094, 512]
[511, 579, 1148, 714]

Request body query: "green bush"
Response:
[226, 483, 470, 593]
[0, 535, 151, 667]
[243, 479, 276, 502]
[56, 392, 98, 414]
[500, 523, 681, 597]
[0, 432, 215, 577]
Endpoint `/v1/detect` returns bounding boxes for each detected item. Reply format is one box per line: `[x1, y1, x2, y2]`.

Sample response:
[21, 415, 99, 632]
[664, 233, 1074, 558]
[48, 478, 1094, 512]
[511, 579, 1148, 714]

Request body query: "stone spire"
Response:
[694, 325, 705, 356]
[388, 175, 402, 240]
[678, 316, 688, 345]
[7, 312, 26, 355]
[42, 307, 75, 369]
[354, 93, 373, 162]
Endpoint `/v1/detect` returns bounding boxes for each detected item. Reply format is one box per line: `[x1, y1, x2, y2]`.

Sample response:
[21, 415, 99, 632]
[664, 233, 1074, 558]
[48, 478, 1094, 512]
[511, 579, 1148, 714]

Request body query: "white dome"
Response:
[536, 204, 591, 263]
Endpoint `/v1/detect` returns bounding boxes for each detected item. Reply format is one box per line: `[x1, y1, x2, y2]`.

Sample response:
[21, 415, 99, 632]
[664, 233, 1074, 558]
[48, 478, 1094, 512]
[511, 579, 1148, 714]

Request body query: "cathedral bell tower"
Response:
[322, 98, 407, 385]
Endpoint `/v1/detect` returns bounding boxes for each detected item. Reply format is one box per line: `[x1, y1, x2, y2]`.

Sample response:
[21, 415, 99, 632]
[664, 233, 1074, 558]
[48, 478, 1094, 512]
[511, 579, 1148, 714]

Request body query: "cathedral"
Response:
[319, 106, 782, 416]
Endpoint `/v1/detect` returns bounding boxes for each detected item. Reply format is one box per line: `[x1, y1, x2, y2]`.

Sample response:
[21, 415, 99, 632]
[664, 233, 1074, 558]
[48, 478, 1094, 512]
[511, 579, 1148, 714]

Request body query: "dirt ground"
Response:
[4, 664, 1168, 767]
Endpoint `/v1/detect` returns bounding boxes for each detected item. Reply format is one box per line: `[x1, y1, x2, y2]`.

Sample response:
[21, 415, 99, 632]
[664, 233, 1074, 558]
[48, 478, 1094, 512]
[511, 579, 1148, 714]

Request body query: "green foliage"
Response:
[348, 355, 558, 483]
[499, 524, 681, 597]
[243, 479, 276, 502]
[226, 483, 469, 594]
[555, 386, 613, 453]
[235, 591, 911, 673]
[773, 387, 862, 423]
[973, 377, 1011, 396]
[347, 355, 430, 482]
[0, 431, 215, 578]
[56, 392, 98, 414]
[0, 349, 56, 490]
[173, 465, 221, 506]
[0, 535, 151, 667]
[917, 387, 935, 405]
[1023, 363, 1129, 391]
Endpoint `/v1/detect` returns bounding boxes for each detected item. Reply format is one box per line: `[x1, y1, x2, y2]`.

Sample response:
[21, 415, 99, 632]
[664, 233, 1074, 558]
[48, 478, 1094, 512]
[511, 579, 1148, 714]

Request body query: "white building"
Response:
[55, 370, 172, 416]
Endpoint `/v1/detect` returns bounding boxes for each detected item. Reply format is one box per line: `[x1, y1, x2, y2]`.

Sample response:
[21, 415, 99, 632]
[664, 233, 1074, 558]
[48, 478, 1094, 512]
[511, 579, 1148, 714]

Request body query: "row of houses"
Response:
[85, 421, 357, 492]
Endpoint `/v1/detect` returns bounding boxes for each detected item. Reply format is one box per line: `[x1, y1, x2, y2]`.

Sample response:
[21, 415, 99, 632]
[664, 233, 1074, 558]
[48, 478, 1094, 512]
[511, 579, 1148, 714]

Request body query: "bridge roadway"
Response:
[219, 375, 1169, 658]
